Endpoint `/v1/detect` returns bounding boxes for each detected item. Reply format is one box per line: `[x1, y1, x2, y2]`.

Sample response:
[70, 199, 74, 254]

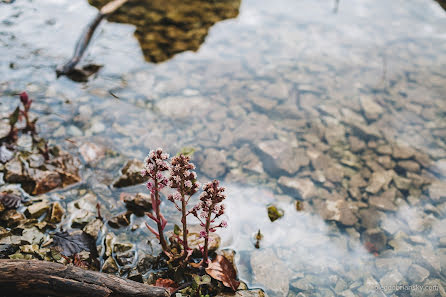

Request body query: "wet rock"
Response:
[83, 219, 103, 239]
[377, 155, 394, 169]
[348, 122, 381, 139]
[49, 202, 64, 223]
[392, 145, 415, 160]
[278, 177, 316, 200]
[291, 278, 313, 291]
[0, 209, 25, 227]
[127, 268, 143, 283]
[348, 136, 366, 152]
[0, 120, 10, 139]
[27, 154, 45, 168]
[433, 159, 446, 177]
[113, 159, 147, 188]
[363, 228, 387, 252]
[250, 249, 289, 297]
[410, 279, 446, 297]
[407, 264, 429, 283]
[29, 169, 62, 195]
[257, 140, 309, 175]
[368, 188, 397, 211]
[102, 256, 118, 273]
[319, 199, 358, 226]
[360, 96, 383, 121]
[379, 270, 404, 294]
[108, 211, 131, 228]
[21, 227, 45, 245]
[397, 160, 420, 172]
[349, 173, 367, 188]
[4, 157, 26, 183]
[104, 233, 115, 257]
[137, 253, 157, 273]
[365, 170, 394, 194]
[121, 192, 152, 215]
[393, 175, 412, 190]
[116, 249, 135, 266]
[428, 181, 446, 202]
[359, 208, 380, 229]
[68, 193, 97, 228]
[198, 148, 227, 178]
[323, 165, 344, 183]
[79, 142, 106, 163]
[376, 145, 392, 155]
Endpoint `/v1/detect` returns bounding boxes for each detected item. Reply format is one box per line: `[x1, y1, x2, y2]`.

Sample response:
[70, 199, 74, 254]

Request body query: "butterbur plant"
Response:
[191, 180, 227, 267]
[167, 154, 199, 257]
[142, 148, 171, 254]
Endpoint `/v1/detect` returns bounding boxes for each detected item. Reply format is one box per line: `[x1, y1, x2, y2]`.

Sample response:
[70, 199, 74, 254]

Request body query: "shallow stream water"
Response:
[1, 0, 446, 296]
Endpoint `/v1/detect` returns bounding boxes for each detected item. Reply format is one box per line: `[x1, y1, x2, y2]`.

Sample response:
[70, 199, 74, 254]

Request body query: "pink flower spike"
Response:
[221, 220, 228, 228]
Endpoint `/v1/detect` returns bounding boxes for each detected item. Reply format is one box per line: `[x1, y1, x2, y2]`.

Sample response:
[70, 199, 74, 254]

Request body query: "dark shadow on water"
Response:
[88, 0, 241, 63]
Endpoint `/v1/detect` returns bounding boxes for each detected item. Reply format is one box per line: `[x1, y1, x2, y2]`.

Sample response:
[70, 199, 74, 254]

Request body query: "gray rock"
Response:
[365, 170, 394, 194]
[368, 188, 397, 211]
[102, 256, 118, 273]
[257, 140, 309, 175]
[397, 160, 420, 172]
[21, 227, 44, 245]
[393, 175, 412, 190]
[410, 279, 445, 297]
[428, 181, 446, 202]
[116, 250, 135, 266]
[363, 228, 387, 252]
[24, 200, 50, 219]
[360, 96, 383, 121]
[137, 253, 157, 273]
[407, 264, 429, 283]
[278, 177, 316, 200]
[113, 159, 148, 188]
[348, 136, 366, 152]
[49, 202, 65, 223]
[379, 270, 404, 294]
[198, 148, 227, 178]
[291, 278, 314, 291]
[392, 145, 415, 160]
[250, 249, 289, 297]
[83, 219, 103, 239]
[319, 199, 358, 226]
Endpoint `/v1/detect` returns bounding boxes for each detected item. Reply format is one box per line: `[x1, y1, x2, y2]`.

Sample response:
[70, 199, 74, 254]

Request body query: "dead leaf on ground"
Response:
[205, 254, 240, 291]
[52, 231, 97, 257]
[0, 193, 23, 209]
[154, 278, 178, 294]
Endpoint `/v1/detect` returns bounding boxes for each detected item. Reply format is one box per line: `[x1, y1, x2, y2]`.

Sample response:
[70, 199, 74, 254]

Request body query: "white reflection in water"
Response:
[219, 184, 445, 295]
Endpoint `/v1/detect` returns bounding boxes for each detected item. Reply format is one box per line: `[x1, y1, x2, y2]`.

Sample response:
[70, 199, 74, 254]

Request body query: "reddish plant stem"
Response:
[180, 181, 189, 255]
[202, 201, 215, 267]
[154, 176, 169, 253]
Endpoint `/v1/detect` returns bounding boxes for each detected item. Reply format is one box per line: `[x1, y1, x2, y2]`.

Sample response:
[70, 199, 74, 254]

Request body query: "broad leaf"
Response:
[52, 231, 97, 257]
[205, 255, 240, 291]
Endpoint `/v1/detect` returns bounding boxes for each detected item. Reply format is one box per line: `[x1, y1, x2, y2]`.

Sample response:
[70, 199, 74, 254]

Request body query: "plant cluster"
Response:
[2, 92, 49, 160]
[142, 148, 227, 268]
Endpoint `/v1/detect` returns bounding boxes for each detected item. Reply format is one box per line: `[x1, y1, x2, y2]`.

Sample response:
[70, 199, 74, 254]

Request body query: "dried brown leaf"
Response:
[205, 254, 240, 291]
[154, 278, 177, 294]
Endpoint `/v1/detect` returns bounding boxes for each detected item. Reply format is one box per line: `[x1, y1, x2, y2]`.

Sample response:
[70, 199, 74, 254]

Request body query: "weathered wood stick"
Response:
[0, 259, 169, 297]
[56, 0, 129, 77]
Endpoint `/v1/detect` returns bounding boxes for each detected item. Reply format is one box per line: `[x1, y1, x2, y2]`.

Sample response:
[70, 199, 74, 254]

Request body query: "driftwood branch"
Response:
[0, 259, 169, 297]
[56, 0, 129, 77]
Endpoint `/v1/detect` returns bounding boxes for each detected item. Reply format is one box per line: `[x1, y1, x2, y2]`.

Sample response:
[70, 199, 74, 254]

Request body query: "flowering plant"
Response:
[167, 154, 199, 257]
[142, 149, 227, 267]
[142, 148, 171, 254]
[191, 180, 227, 267]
